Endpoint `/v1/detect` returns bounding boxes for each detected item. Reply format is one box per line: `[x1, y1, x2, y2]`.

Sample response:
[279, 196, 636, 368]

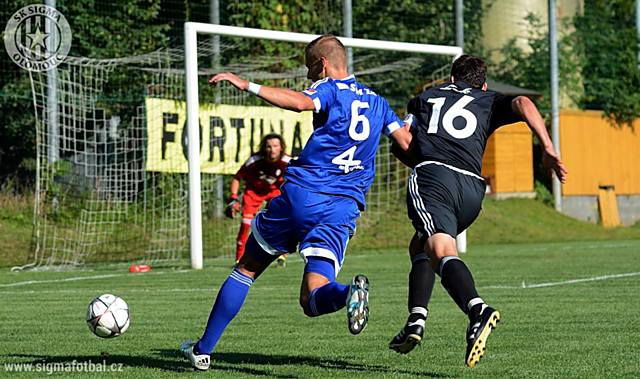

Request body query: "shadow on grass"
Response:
[160, 349, 451, 377]
[3, 350, 452, 378]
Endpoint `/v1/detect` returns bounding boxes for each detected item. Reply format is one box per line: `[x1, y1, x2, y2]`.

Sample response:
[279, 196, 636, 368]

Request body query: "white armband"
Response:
[247, 82, 261, 96]
[403, 113, 415, 126]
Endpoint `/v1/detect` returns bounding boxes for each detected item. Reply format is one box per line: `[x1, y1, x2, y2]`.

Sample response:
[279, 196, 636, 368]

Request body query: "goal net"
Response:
[21, 24, 460, 270]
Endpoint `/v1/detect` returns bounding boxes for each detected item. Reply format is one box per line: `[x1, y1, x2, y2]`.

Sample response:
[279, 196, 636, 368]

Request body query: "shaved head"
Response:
[305, 35, 347, 71]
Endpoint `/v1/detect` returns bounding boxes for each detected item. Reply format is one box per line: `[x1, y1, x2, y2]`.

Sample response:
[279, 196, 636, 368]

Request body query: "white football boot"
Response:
[180, 339, 210, 371]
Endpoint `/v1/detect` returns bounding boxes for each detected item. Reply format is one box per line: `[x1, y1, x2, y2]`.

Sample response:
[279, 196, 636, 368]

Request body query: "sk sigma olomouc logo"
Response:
[4, 4, 71, 72]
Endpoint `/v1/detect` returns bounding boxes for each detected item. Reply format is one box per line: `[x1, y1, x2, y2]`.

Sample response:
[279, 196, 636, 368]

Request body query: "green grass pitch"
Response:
[1, 240, 639, 378]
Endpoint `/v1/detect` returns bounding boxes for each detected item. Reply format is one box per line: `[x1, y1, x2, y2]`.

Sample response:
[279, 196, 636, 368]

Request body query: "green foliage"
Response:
[0, 193, 32, 265]
[491, 13, 582, 117]
[60, 0, 169, 58]
[0, 80, 36, 182]
[534, 179, 554, 207]
[222, 1, 487, 108]
[492, 2, 640, 126]
[0, 1, 171, 186]
[490, 13, 580, 189]
[59, 0, 170, 121]
[226, 1, 341, 71]
[353, 0, 484, 50]
[351, 1, 486, 108]
[574, 0, 640, 125]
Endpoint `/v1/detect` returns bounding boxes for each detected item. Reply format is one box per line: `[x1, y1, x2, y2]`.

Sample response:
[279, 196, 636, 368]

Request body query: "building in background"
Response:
[482, 0, 640, 225]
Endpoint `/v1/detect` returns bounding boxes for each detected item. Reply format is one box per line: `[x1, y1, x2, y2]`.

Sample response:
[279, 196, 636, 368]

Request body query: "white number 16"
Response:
[427, 95, 478, 139]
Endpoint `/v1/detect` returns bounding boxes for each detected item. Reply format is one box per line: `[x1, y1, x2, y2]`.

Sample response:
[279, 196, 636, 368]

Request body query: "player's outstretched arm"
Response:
[209, 72, 315, 112]
[511, 96, 568, 183]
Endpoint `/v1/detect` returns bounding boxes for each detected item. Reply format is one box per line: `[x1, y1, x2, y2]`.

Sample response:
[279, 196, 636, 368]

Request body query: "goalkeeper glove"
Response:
[224, 194, 241, 219]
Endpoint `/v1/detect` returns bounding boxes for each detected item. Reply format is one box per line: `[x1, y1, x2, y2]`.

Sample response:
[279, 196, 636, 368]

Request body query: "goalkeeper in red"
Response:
[226, 133, 291, 265]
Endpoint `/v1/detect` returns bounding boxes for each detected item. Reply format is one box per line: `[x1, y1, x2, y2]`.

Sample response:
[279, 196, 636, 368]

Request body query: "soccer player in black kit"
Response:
[389, 55, 567, 368]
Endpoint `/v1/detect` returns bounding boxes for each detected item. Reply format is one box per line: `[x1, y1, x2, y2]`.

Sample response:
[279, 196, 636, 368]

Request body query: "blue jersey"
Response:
[285, 75, 402, 210]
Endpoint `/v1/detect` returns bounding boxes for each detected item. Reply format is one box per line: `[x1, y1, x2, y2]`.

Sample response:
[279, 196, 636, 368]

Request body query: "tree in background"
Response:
[0, 0, 530, 190]
[490, 13, 582, 117]
[489, 3, 640, 196]
[0, 1, 38, 187]
[491, 1, 640, 126]
[352, 0, 485, 108]
[0, 0, 170, 187]
[489, 13, 581, 198]
[574, 0, 640, 125]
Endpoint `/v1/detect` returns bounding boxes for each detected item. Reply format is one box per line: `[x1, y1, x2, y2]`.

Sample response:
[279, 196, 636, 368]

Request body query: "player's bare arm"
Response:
[511, 96, 568, 183]
[229, 177, 241, 198]
[209, 72, 315, 112]
[390, 123, 419, 168]
[390, 123, 413, 151]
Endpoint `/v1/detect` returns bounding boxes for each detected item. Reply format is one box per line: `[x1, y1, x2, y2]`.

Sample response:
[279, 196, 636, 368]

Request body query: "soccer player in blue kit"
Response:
[181, 35, 413, 371]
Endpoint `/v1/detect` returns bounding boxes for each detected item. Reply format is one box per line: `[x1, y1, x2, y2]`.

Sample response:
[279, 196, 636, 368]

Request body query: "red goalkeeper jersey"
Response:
[235, 154, 291, 195]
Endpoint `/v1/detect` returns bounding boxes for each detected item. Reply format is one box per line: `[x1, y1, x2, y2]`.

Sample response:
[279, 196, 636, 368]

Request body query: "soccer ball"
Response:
[86, 294, 130, 338]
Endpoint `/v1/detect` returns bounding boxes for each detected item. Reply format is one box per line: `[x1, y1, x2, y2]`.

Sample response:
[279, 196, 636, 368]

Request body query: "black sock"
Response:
[468, 303, 484, 320]
[407, 252, 434, 323]
[438, 257, 480, 315]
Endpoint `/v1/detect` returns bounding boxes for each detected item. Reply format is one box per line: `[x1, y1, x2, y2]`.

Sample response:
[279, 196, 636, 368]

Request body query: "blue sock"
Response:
[195, 269, 253, 354]
[308, 281, 349, 316]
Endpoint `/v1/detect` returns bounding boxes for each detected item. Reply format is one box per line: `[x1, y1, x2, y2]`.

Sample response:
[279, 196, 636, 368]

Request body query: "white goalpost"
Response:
[183, 23, 463, 269]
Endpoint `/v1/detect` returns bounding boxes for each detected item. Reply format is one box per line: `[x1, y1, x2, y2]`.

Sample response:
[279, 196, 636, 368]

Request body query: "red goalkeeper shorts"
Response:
[241, 188, 281, 218]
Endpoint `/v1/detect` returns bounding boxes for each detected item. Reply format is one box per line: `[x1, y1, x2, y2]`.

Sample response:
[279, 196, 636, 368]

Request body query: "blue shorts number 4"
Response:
[251, 182, 360, 280]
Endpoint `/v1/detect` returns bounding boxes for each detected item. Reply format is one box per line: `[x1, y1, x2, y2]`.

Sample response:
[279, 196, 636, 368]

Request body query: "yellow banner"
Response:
[145, 98, 313, 174]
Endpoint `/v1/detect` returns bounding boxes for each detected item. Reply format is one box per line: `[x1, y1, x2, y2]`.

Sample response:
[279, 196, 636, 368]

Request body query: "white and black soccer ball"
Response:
[86, 294, 130, 338]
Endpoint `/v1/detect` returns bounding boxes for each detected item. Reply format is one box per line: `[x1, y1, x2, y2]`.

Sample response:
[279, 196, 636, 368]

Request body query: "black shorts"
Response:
[406, 162, 486, 239]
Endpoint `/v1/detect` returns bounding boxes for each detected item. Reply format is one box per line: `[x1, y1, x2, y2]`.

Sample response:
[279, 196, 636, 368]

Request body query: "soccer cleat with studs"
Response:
[180, 339, 211, 371]
[389, 320, 424, 354]
[465, 305, 500, 368]
[346, 274, 369, 335]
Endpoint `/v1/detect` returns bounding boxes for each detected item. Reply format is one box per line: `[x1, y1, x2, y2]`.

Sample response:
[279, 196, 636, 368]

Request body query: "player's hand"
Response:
[208, 72, 249, 91]
[224, 195, 242, 219]
[542, 148, 568, 183]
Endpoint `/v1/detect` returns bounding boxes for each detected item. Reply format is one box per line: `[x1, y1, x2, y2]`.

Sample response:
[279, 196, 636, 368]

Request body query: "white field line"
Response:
[0, 270, 189, 288]
[492, 241, 639, 254]
[1, 271, 639, 295]
[521, 271, 640, 288]
[482, 271, 640, 289]
[0, 287, 218, 295]
[0, 274, 125, 288]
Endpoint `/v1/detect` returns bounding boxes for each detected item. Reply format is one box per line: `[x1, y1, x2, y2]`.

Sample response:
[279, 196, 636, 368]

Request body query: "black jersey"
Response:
[408, 81, 522, 176]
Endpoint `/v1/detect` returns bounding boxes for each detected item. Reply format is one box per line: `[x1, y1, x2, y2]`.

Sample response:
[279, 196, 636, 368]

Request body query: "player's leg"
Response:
[235, 192, 262, 263]
[389, 232, 435, 353]
[427, 233, 499, 367]
[193, 236, 274, 349]
[182, 192, 294, 370]
[182, 234, 274, 370]
[263, 190, 287, 268]
[390, 166, 442, 354]
[299, 259, 342, 316]
[295, 192, 368, 334]
[299, 256, 369, 335]
[426, 173, 499, 368]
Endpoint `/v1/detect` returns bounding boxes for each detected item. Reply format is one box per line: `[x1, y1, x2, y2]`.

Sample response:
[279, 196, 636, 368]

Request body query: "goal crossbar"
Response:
[184, 22, 463, 269]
